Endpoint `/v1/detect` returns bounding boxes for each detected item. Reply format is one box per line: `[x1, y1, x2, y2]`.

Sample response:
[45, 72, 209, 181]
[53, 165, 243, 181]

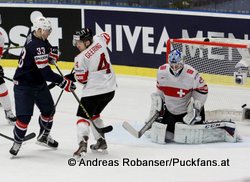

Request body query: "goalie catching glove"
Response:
[57, 77, 76, 92]
[183, 98, 202, 125]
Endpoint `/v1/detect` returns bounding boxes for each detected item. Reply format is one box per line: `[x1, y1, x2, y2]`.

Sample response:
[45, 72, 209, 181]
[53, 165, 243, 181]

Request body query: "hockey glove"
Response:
[48, 46, 59, 65]
[183, 98, 202, 125]
[147, 92, 163, 119]
[64, 72, 76, 82]
[0, 65, 4, 77]
[57, 78, 76, 92]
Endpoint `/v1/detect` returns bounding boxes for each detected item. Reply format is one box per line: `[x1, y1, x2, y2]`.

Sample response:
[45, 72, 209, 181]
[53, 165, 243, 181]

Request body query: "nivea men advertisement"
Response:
[0, 7, 81, 61]
[1, 6, 250, 71]
[84, 9, 250, 71]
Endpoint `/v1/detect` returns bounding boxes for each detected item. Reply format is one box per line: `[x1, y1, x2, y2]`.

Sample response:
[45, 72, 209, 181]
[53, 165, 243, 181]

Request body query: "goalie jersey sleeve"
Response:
[156, 64, 208, 115]
[13, 32, 63, 85]
[74, 32, 116, 97]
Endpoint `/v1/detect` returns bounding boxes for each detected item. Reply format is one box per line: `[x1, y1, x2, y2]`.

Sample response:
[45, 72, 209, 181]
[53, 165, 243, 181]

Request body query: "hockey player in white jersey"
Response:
[66, 28, 116, 158]
[147, 49, 239, 144]
[148, 49, 208, 143]
[0, 15, 17, 125]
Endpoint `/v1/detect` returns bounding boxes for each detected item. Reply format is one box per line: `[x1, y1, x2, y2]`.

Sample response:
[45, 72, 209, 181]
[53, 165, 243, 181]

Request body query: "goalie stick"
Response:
[0, 132, 36, 142]
[122, 112, 160, 138]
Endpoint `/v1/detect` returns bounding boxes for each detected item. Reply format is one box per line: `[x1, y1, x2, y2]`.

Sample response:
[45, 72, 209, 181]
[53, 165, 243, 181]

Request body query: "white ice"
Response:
[0, 68, 250, 182]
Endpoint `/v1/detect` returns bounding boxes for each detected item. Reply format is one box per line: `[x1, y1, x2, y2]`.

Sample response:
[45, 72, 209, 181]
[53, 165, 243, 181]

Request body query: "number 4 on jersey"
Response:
[98, 53, 111, 74]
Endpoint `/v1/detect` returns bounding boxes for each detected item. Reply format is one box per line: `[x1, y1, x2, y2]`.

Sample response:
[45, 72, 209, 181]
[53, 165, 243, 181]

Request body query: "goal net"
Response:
[166, 38, 250, 121]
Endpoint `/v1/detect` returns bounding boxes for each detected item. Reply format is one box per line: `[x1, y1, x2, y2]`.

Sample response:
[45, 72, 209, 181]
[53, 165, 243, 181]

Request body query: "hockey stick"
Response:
[122, 112, 160, 138]
[47, 83, 56, 90]
[53, 67, 75, 108]
[53, 63, 113, 136]
[71, 90, 113, 135]
[39, 68, 75, 133]
[4, 46, 24, 50]
[1, 75, 13, 82]
[0, 132, 36, 142]
[2, 75, 55, 91]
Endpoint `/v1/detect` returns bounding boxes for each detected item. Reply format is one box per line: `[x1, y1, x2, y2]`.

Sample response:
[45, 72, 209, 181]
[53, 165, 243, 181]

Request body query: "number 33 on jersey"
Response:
[74, 32, 117, 97]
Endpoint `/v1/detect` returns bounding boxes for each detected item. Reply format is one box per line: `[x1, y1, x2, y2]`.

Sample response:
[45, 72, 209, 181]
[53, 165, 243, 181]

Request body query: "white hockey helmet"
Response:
[33, 16, 52, 33]
[169, 49, 184, 76]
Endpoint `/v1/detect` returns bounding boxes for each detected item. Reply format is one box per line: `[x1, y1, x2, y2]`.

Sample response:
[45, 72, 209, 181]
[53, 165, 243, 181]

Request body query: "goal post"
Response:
[166, 37, 250, 121]
[166, 37, 250, 86]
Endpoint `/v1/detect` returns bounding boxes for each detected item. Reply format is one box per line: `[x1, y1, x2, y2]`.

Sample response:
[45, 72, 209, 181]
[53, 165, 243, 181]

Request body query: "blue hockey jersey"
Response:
[13, 31, 63, 85]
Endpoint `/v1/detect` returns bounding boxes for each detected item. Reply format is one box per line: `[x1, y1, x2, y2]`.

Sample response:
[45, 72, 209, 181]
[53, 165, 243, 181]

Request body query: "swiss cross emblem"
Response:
[177, 89, 185, 97]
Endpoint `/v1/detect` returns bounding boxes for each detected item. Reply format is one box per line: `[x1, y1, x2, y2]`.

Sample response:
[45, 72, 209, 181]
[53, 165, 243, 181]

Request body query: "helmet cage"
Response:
[169, 50, 184, 76]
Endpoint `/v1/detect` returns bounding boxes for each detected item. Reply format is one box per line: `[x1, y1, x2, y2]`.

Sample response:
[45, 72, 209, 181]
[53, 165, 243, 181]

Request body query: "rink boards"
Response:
[2, 59, 250, 88]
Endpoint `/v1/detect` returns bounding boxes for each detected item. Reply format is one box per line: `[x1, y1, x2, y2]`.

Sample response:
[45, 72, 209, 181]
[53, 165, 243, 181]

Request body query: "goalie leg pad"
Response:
[150, 122, 167, 144]
[174, 121, 237, 144]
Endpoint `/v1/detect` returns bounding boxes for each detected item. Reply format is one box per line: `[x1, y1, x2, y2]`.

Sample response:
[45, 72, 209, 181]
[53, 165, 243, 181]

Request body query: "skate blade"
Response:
[73, 152, 86, 161]
[36, 141, 58, 150]
[10, 152, 20, 159]
[10, 155, 18, 159]
[91, 149, 108, 155]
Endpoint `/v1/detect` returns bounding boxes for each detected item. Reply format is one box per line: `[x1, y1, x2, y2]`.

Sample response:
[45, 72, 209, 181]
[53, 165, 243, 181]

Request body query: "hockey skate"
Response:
[9, 142, 22, 156]
[90, 138, 108, 154]
[73, 136, 88, 160]
[36, 134, 58, 149]
[5, 110, 17, 125]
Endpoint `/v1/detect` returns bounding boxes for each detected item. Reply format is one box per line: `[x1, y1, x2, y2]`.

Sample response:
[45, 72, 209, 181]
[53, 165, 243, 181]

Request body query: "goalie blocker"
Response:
[150, 120, 238, 144]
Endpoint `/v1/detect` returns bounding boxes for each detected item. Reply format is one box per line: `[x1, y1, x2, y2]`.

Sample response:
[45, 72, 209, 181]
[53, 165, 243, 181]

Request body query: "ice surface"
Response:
[0, 68, 250, 182]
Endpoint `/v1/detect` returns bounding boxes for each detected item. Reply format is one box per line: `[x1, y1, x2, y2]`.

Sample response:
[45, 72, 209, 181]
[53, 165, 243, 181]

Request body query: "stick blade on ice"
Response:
[122, 121, 140, 138]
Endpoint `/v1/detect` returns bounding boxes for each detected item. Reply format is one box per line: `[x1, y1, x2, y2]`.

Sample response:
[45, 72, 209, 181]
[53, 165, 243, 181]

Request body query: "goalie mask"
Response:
[33, 16, 52, 34]
[72, 28, 93, 47]
[169, 50, 184, 77]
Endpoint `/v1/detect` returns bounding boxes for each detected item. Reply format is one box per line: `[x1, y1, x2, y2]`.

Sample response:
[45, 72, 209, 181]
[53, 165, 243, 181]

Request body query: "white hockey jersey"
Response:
[156, 64, 208, 115]
[74, 32, 116, 97]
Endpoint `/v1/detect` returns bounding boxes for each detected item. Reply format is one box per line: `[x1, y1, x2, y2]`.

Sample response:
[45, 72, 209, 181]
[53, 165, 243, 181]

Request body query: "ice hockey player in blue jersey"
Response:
[9, 16, 76, 156]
